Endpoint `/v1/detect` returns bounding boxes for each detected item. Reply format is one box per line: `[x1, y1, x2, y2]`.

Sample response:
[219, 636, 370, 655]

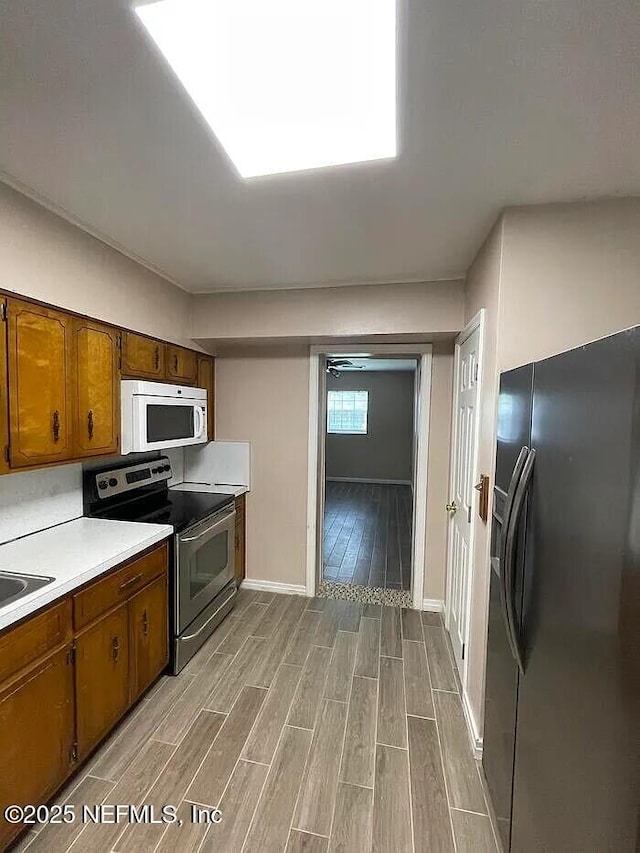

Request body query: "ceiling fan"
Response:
[326, 358, 364, 378]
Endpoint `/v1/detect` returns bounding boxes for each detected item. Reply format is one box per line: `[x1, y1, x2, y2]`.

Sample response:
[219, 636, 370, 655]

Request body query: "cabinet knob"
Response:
[154, 346, 160, 370]
[112, 635, 120, 662]
[142, 610, 149, 637]
[87, 409, 94, 440]
[52, 410, 60, 443]
[173, 354, 178, 373]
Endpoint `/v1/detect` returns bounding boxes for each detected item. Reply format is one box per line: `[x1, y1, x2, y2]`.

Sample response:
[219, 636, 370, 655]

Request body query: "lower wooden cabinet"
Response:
[129, 573, 169, 703]
[0, 645, 75, 850]
[235, 494, 246, 585]
[0, 542, 169, 849]
[75, 602, 130, 759]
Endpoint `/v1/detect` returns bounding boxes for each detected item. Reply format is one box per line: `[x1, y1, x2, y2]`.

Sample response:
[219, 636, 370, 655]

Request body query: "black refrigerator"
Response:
[482, 326, 640, 852]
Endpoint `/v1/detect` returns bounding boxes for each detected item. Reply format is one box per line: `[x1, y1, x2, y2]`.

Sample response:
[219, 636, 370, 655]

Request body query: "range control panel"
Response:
[95, 456, 172, 499]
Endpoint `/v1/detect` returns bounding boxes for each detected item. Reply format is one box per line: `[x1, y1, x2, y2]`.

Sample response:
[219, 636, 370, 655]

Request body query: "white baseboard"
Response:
[241, 579, 308, 597]
[461, 686, 483, 759]
[422, 598, 444, 613]
[326, 477, 413, 486]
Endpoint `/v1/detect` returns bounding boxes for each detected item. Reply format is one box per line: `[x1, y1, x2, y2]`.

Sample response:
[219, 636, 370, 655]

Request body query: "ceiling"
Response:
[1, 0, 639, 293]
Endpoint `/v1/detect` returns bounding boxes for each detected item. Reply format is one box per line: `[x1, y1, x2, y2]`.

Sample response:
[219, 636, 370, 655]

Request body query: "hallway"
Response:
[323, 482, 413, 591]
[17, 591, 498, 853]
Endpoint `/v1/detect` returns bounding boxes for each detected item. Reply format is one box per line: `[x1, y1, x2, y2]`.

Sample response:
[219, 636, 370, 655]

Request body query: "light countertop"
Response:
[0, 517, 173, 632]
[171, 482, 249, 498]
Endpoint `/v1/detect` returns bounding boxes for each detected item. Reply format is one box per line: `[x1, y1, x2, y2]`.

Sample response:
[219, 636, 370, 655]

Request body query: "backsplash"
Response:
[0, 463, 83, 545]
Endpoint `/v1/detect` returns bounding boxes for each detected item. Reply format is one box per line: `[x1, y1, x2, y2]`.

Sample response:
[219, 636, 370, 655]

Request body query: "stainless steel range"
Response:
[84, 456, 236, 673]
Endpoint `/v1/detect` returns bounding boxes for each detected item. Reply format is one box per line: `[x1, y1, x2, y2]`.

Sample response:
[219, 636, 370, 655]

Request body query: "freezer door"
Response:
[511, 327, 640, 853]
[482, 364, 533, 851]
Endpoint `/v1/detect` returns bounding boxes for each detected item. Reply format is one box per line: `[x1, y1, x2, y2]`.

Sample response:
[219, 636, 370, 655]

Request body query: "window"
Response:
[135, 0, 396, 178]
[327, 390, 369, 434]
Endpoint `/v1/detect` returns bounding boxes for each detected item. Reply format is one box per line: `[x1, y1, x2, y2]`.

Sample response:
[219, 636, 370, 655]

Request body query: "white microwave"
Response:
[121, 380, 208, 454]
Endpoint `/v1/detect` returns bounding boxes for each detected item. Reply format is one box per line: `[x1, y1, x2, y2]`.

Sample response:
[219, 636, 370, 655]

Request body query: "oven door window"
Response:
[188, 529, 229, 598]
[178, 514, 234, 632]
[146, 404, 194, 443]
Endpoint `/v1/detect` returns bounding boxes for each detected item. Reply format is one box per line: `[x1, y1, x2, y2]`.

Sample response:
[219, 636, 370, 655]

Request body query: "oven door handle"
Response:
[179, 510, 234, 543]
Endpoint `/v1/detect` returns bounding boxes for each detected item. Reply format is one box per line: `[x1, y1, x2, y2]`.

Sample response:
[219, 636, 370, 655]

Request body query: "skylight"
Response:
[135, 0, 397, 178]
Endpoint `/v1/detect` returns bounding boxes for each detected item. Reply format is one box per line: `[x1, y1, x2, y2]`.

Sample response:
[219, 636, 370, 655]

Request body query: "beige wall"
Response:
[326, 371, 416, 482]
[192, 279, 465, 342]
[215, 346, 311, 588]
[499, 198, 640, 369]
[0, 183, 194, 345]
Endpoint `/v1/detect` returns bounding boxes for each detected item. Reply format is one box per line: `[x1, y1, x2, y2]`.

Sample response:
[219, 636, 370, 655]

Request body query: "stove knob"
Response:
[151, 467, 158, 474]
[98, 480, 108, 490]
[163, 465, 171, 472]
[108, 478, 118, 487]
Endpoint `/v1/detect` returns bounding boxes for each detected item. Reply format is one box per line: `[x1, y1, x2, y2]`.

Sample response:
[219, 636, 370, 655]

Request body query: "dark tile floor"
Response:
[323, 481, 413, 591]
[13, 592, 498, 853]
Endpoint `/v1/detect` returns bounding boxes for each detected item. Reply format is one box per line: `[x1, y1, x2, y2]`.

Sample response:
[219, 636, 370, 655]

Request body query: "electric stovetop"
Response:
[93, 489, 234, 532]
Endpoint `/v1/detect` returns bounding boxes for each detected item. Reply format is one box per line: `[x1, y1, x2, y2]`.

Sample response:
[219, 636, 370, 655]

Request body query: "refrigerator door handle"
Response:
[499, 446, 529, 659]
[504, 448, 536, 674]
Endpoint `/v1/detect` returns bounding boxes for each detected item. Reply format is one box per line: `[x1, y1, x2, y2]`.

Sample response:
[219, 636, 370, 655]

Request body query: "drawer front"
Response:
[0, 599, 72, 684]
[73, 543, 168, 630]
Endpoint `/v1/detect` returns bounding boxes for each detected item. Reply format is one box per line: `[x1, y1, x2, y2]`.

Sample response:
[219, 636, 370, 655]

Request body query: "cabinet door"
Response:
[75, 604, 130, 759]
[234, 495, 246, 585]
[0, 646, 74, 850]
[197, 355, 215, 440]
[129, 574, 168, 702]
[7, 298, 74, 467]
[0, 300, 8, 475]
[166, 345, 197, 385]
[121, 332, 165, 380]
[73, 319, 120, 458]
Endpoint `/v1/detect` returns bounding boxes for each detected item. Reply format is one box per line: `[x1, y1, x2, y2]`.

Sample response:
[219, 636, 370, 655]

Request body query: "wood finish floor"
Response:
[11, 592, 498, 853]
[323, 482, 413, 591]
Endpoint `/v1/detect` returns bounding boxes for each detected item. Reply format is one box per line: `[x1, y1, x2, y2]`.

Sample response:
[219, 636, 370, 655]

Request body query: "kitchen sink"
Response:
[0, 571, 54, 608]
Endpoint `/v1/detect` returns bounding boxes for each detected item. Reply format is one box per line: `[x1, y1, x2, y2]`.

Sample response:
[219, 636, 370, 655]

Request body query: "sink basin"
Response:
[0, 571, 54, 608]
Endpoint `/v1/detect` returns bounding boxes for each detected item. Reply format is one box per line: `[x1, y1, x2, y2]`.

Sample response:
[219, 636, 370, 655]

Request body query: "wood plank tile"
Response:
[306, 597, 328, 612]
[338, 602, 362, 633]
[287, 830, 329, 852]
[252, 597, 308, 688]
[407, 715, 454, 853]
[217, 603, 268, 654]
[117, 711, 226, 852]
[199, 760, 268, 853]
[315, 600, 348, 648]
[424, 626, 458, 691]
[91, 673, 193, 781]
[434, 691, 486, 813]
[28, 775, 114, 853]
[380, 606, 403, 659]
[363, 603, 382, 619]
[377, 656, 407, 748]
[256, 591, 276, 604]
[69, 741, 175, 853]
[252, 595, 292, 638]
[340, 675, 377, 788]
[324, 631, 357, 702]
[234, 587, 260, 612]
[329, 782, 373, 853]
[242, 664, 303, 764]
[451, 809, 498, 853]
[293, 700, 347, 836]
[401, 608, 423, 642]
[403, 639, 434, 719]
[154, 801, 210, 853]
[421, 610, 442, 627]
[205, 636, 265, 712]
[188, 686, 267, 806]
[243, 726, 313, 853]
[288, 646, 332, 729]
[372, 745, 412, 853]
[284, 609, 323, 666]
[354, 617, 380, 679]
[153, 653, 232, 744]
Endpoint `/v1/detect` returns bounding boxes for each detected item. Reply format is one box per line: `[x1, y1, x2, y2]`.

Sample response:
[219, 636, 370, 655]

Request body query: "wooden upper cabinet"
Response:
[73, 319, 120, 458]
[121, 331, 165, 380]
[197, 355, 215, 440]
[129, 573, 168, 703]
[6, 298, 75, 468]
[166, 344, 197, 385]
[75, 602, 130, 759]
[0, 301, 9, 474]
[0, 645, 75, 851]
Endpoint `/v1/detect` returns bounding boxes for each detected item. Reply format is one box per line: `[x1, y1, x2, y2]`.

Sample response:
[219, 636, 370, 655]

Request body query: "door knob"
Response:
[446, 500, 459, 514]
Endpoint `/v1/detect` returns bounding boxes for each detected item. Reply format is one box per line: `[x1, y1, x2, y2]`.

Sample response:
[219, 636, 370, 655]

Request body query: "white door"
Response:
[446, 323, 481, 674]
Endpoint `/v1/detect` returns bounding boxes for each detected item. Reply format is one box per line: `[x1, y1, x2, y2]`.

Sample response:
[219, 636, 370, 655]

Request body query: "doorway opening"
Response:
[307, 344, 433, 610]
